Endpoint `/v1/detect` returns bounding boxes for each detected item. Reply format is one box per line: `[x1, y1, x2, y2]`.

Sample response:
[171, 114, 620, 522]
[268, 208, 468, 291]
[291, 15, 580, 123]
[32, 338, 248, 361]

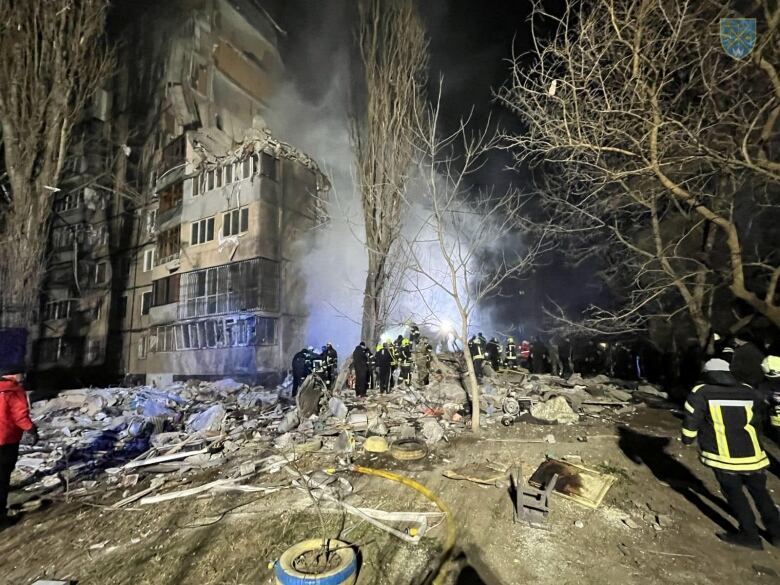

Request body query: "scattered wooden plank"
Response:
[123, 448, 209, 470]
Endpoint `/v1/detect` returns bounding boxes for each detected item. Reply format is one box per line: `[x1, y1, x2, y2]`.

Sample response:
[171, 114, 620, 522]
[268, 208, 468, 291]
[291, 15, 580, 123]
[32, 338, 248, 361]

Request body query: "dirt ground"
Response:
[2, 404, 780, 585]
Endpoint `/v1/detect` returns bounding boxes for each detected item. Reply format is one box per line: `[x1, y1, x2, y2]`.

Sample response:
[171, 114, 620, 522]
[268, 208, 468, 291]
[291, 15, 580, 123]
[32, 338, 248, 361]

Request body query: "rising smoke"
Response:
[264, 1, 536, 355]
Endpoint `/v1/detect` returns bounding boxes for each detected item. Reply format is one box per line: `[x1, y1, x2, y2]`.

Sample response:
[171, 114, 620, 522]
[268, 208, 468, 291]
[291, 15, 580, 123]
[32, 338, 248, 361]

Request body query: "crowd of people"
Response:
[290, 327, 434, 399]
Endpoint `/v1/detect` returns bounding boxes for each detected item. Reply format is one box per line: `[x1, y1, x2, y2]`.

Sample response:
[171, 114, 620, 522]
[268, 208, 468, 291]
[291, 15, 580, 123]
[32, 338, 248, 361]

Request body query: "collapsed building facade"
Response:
[34, 0, 328, 388]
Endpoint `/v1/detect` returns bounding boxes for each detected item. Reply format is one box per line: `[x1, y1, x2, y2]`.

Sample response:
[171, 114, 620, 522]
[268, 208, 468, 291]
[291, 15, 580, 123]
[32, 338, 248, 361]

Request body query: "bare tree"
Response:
[351, 0, 428, 344]
[499, 0, 780, 344]
[403, 91, 550, 433]
[0, 0, 113, 328]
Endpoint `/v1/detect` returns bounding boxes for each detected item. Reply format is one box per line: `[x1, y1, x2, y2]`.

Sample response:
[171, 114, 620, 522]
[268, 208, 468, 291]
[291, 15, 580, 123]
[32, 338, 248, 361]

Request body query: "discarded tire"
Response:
[390, 438, 428, 461]
[274, 539, 357, 585]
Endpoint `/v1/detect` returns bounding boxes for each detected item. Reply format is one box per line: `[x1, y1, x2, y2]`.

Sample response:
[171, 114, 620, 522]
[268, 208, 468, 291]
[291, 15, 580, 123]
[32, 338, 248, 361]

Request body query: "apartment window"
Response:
[88, 225, 109, 247]
[157, 227, 181, 262]
[241, 157, 251, 179]
[141, 291, 153, 315]
[207, 169, 215, 191]
[43, 300, 74, 321]
[38, 338, 74, 363]
[95, 261, 108, 284]
[84, 338, 101, 363]
[190, 217, 214, 245]
[256, 317, 277, 345]
[222, 207, 249, 237]
[260, 152, 279, 181]
[143, 249, 156, 272]
[52, 225, 83, 249]
[145, 209, 158, 235]
[215, 167, 223, 188]
[137, 336, 147, 360]
[53, 191, 84, 213]
[225, 164, 233, 183]
[178, 257, 279, 319]
[159, 182, 183, 213]
[192, 174, 201, 196]
[152, 273, 181, 307]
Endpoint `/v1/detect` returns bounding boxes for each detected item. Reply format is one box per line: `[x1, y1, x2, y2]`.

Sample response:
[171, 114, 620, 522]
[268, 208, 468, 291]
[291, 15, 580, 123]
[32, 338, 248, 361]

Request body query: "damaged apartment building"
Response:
[34, 0, 328, 388]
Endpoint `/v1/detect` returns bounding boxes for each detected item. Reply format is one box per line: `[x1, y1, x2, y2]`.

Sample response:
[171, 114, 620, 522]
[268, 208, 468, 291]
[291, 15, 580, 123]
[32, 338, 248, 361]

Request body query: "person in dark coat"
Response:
[376, 342, 393, 393]
[731, 337, 766, 387]
[1, 367, 38, 528]
[352, 342, 369, 398]
[485, 337, 501, 371]
[291, 348, 311, 397]
[323, 342, 338, 385]
[531, 337, 549, 374]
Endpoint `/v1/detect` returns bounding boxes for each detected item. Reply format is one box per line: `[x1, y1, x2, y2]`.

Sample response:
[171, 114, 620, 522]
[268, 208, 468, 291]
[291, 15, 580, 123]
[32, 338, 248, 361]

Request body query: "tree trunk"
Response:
[361, 249, 386, 344]
[460, 328, 481, 434]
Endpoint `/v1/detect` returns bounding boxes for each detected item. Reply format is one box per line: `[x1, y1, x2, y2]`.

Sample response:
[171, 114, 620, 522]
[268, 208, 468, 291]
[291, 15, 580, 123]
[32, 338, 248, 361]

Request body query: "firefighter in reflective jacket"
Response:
[505, 337, 518, 369]
[468, 336, 485, 380]
[682, 358, 780, 549]
[399, 338, 413, 385]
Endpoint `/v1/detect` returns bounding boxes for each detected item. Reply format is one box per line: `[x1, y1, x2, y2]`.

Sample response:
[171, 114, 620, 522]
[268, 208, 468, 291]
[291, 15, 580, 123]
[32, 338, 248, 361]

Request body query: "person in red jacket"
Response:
[0, 366, 38, 527]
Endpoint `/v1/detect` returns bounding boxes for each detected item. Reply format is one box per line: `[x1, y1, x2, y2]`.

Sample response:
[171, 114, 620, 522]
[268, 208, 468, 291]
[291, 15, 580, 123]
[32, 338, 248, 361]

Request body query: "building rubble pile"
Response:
[11, 354, 668, 507]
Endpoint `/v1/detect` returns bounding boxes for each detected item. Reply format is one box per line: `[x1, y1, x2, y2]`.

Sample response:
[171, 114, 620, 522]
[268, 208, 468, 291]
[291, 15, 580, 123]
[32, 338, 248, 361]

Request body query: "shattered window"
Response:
[137, 337, 147, 360]
[207, 170, 215, 191]
[225, 165, 233, 183]
[192, 174, 200, 196]
[255, 317, 277, 345]
[242, 158, 251, 179]
[260, 152, 278, 181]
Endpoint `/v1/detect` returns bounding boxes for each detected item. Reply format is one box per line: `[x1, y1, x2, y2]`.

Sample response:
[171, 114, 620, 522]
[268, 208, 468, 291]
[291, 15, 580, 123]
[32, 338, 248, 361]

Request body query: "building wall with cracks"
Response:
[32, 0, 328, 388]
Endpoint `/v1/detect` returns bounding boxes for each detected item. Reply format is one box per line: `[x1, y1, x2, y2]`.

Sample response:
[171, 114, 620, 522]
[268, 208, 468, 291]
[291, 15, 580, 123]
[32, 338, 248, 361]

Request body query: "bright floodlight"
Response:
[438, 320, 454, 334]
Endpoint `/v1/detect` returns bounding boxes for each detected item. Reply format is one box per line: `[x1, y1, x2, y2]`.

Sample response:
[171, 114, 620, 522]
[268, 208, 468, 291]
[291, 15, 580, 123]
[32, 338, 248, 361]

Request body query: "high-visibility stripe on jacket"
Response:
[682, 372, 770, 472]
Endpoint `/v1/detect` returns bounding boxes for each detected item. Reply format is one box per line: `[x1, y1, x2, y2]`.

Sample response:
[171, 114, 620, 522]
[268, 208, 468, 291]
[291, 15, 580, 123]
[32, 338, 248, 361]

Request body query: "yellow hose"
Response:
[348, 465, 456, 585]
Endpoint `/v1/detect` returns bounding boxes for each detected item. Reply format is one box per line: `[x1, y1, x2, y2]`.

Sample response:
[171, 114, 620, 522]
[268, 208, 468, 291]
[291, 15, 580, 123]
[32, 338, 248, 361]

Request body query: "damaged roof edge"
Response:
[189, 126, 331, 193]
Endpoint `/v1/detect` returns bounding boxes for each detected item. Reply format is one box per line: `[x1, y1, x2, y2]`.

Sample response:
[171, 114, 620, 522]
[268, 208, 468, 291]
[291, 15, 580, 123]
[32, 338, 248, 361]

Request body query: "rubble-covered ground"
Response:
[2, 356, 780, 585]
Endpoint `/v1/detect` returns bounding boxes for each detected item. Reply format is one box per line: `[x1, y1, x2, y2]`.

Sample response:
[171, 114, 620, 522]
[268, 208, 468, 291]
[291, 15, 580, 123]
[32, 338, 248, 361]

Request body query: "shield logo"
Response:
[720, 18, 757, 59]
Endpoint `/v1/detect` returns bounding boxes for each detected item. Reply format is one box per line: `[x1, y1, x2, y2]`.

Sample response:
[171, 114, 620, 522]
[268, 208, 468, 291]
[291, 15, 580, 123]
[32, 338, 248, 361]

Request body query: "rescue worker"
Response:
[410, 324, 421, 345]
[1, 366, 38, 528]
[758, 355, 780, 437]
[468, 336, 485, 380]
[399, 338, 413, 385]
[519, 340, 531, 369]
[682, 358, 780, 549]
[477, 332, 488, 348]
[505, 337, 518, 370]
[291, 347, 311, 397]
[365, 344, 376, 391]
[485, 337, 501, 371]
[324, 342, 338, 385]
[376, 342, 393, 393]
[312, 347, 327, 378]
[352, 342, 369, 398]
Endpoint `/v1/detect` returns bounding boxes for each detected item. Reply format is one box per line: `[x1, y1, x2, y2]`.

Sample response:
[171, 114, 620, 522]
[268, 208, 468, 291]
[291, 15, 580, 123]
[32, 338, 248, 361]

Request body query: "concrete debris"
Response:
[421, 419, 445, 445]
[14, 358, 666, 508]
[530, 396, 579, 424]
